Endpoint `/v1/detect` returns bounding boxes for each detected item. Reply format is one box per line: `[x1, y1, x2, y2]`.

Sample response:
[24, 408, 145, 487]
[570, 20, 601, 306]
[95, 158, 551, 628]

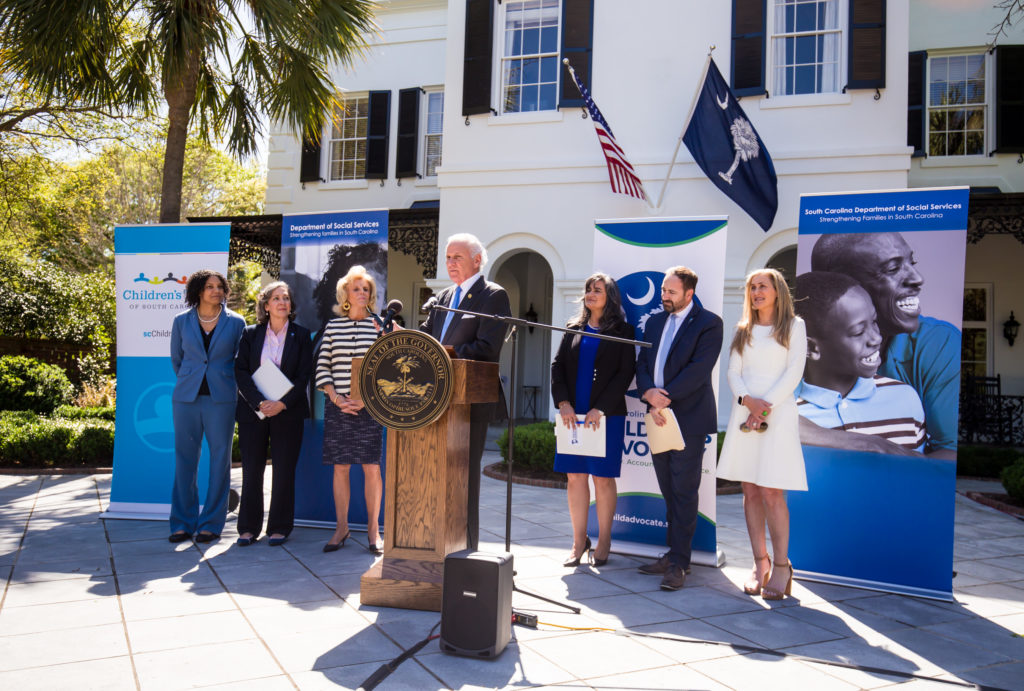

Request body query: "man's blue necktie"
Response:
[654, 313, 679, 388]
[440, 285, 462, 341]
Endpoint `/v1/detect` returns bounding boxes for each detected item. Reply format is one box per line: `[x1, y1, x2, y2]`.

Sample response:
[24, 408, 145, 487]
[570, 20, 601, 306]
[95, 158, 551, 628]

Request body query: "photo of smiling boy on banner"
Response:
[789, 187, 969, 600]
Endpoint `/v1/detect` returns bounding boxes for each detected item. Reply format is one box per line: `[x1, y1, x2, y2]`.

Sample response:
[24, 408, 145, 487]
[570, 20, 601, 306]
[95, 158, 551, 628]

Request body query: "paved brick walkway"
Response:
[1, 456, 1023, 690]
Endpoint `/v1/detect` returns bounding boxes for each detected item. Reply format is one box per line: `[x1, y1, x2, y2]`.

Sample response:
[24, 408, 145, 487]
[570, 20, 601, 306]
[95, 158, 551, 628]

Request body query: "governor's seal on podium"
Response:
[359, 330, 454, 431]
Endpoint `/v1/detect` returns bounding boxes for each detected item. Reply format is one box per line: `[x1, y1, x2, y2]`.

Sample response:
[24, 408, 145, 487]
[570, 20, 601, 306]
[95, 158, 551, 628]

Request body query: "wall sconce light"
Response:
[1004, 311, 1020, 347]
[523, 303, 538, 333]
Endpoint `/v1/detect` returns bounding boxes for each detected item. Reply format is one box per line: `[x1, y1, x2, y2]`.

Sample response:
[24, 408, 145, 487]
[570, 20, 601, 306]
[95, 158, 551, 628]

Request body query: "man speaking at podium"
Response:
[421, 233, 511, 549]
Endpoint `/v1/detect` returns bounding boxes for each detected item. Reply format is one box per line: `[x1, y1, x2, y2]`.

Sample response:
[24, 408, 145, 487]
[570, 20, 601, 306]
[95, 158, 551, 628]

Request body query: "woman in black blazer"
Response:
[234, 281, 313, 547]
[551, 273, 635, 568]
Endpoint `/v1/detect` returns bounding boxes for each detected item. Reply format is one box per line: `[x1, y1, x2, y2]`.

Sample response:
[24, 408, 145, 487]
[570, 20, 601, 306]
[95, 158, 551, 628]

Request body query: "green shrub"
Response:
[0, 355, 74, 414]
[497, 421, 557, 472]
[1001, 458, 1024, 505]
[0, 411, 114, 467]
[53, 405, 116, 421]
[957, 446, 1023, 479]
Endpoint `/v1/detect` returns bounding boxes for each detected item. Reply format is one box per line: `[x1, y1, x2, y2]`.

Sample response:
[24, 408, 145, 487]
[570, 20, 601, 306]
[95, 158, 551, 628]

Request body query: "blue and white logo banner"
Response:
[105, 224, 230, 520]
[592, 217, 727, 566]
[791, 187, 969, 599]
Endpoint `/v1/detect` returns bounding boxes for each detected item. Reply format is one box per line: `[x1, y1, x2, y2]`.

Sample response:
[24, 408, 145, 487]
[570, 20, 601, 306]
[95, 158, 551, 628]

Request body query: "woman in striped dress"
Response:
[315, 265, 384, 554]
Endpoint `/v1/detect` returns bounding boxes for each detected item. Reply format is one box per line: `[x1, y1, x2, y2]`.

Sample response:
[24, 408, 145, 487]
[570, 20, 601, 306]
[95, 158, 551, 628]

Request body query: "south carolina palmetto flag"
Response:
[564, 60, 648, 201]
[682, 58, 778, 231]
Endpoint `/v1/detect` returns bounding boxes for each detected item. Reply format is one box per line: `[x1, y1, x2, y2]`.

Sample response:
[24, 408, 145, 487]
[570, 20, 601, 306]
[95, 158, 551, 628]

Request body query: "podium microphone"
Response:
[421, 296, 438, 312]
[380, 299, 403, 333]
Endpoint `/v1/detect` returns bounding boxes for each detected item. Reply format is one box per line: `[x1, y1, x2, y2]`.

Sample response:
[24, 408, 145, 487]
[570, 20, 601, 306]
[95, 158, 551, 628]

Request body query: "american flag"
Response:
[564, 61, 647, 201]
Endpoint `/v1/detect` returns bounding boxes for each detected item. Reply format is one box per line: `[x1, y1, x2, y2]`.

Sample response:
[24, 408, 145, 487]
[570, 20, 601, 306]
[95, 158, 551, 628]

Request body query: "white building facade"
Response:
[266, 0, 918, 425]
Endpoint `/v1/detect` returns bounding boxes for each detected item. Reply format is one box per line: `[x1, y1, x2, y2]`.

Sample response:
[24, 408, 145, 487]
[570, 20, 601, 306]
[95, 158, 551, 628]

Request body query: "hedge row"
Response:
[0, 410, 113, 467]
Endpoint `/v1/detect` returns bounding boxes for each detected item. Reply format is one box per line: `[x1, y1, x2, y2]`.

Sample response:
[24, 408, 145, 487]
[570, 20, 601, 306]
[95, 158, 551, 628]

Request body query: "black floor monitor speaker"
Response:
[440, 550, 513, 658]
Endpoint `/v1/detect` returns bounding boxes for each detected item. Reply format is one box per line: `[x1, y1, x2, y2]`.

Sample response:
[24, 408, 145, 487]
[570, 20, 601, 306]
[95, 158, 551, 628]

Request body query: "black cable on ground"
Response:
[357, 620, 441, 691]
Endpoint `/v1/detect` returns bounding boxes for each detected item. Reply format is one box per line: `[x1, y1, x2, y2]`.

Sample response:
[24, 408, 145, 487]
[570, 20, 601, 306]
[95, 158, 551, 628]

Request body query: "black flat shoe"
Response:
[168, 532, 191, 543]
[323, 531, 350, 553]
[236, 535, 256, 547]
[267, 536, 287, 547]
[562, 536, 592, 567]
[195, 532, 219, 544]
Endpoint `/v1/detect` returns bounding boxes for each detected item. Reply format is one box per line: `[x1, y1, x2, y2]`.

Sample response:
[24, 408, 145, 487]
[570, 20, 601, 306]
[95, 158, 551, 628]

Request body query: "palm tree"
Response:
[0, 0, 376, 222]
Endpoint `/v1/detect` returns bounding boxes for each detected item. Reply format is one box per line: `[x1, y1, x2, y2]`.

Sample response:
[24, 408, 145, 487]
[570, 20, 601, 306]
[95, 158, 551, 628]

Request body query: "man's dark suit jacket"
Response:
[421, 275, 511, 362]
[234, 321, 314, 424]
[551, 322, 636, 416]
[635, 304, 723, 437]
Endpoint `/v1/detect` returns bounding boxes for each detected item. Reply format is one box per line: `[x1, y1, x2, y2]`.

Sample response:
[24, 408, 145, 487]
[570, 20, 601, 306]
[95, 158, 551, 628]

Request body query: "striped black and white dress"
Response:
[315, 316, 383, 465]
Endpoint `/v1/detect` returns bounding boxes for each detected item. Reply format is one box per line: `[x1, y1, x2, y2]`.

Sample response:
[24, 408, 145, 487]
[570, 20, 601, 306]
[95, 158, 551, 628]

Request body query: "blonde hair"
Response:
[730, 268, 796, 354]
[333, 265, 379, 317]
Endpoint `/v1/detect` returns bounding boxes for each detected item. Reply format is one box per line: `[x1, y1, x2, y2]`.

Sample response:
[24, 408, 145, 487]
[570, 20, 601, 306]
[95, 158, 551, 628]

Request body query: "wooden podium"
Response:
[352, 356, 498, 611]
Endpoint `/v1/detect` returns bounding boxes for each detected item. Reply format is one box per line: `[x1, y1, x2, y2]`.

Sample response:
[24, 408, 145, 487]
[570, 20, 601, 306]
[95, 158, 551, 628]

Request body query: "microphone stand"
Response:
[429, 303, 650, 614]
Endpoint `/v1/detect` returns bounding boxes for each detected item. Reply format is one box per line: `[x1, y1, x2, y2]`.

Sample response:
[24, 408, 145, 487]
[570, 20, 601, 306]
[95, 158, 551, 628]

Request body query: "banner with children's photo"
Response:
[592, 216, 727, 566]
[104, 224, 231, 520]
[791, 187, 969, 599]
[279, 209, 389, 529]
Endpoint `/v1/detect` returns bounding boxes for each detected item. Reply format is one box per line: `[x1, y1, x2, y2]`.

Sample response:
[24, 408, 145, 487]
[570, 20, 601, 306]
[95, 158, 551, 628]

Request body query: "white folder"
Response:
[644, 408, 686, 454]
[251, 361, 294, 419]
[555, 415, 606, 457]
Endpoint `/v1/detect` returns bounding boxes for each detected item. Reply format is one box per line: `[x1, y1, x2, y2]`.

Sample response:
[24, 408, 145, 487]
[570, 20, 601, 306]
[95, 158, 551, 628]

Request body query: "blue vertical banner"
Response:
[104, 224, 231, 520]
[279, 210, 389, 528]
[592, 217, 727, 566]
[791, 187, 969, 599]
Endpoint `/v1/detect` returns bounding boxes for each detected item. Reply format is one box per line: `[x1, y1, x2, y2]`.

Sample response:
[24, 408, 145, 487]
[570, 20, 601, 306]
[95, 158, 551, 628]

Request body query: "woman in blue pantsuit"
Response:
[169, 269, 246, 543]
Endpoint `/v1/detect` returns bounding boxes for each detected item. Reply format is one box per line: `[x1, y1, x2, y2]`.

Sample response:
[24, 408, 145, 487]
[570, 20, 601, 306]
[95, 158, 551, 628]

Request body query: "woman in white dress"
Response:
[718, 269, 807, 600]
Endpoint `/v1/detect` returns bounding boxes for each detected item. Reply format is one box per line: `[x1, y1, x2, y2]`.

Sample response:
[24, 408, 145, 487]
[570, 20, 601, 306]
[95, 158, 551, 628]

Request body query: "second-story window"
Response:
[770, 0, 842, 95]
[927, 53, 986, 157]
[500, 0, 561, 113]
[424, 91, 444, 177]
[328, 94, 368, 181]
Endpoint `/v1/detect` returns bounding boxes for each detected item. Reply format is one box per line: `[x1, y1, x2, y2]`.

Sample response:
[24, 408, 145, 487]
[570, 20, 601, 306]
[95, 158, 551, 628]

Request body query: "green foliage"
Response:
[1001, 457, 1024, 505]
[0, 410, 114, 467]
[957, 446, 1024, 479]
[53, 405, 116, 421]
[228, 260, 264, 325]
[0, 256, 114, 384]
[0, 356, 74, 414]
[497, 421, 558, 472]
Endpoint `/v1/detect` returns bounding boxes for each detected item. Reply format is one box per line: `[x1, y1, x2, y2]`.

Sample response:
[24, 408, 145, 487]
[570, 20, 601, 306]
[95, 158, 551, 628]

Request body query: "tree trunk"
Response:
[159, 55, 201, 224]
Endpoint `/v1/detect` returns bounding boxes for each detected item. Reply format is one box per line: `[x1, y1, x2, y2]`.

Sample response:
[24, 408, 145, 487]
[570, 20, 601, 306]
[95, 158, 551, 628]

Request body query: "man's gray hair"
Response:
[446, 233, 488, 269]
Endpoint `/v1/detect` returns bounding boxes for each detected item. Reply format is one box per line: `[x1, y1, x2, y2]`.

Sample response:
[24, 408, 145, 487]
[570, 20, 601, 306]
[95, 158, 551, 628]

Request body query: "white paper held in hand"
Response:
[554, 415, 606, 457]
[251, 361, 294, 420]
[644, 408, 685, 454]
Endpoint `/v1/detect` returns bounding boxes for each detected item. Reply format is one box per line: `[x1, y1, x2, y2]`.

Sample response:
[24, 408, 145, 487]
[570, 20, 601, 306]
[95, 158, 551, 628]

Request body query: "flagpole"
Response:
[563, 58, 654, 208]
[655, 47, 715, 210]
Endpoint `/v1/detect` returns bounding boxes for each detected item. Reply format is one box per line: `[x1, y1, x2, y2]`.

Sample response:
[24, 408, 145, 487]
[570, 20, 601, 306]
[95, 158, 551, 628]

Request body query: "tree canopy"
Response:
[1, 0, 377, 222]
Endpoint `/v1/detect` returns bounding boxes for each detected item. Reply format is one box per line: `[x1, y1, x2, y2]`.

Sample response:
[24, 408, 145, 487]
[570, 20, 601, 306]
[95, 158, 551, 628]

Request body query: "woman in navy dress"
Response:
[551, 273, 635, 567]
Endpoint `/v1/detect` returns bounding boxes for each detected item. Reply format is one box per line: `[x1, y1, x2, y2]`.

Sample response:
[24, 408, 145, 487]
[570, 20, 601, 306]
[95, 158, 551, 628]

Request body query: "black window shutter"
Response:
[907, 51, 926, 157]
[995, 45, 1024, 154]
[732, 0, 766, 97]
[396, 88, 421, 178]
[559, 0, 593, 108]
[462, 0, 493, 116]
[365, 90, 390, 179]
[299, 128, 322, 183]
[848, 0, 886, 89]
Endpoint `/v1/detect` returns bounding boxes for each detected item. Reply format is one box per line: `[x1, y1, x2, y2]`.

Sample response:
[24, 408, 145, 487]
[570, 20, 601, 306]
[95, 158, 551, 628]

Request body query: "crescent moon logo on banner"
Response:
[626, 277, 655, 305]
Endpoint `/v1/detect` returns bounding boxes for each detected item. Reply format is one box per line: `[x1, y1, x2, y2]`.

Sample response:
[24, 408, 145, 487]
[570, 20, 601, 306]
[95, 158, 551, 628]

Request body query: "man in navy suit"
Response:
[635, 266, 723, 590]
[421, 233, 511, 549]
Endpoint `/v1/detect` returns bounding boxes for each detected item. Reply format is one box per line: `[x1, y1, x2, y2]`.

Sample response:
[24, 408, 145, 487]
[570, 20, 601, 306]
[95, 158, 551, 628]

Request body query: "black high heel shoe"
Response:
[323, 530, 350, 553]
[592, 544, 610, 567]
[562, 536, 592, 567]
[368, 534, 383, 555]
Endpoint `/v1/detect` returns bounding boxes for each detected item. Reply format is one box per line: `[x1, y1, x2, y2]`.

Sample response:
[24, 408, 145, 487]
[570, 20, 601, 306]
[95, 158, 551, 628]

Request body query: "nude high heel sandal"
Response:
[762, 561, 794, 600]
[743, 554, 771, 595]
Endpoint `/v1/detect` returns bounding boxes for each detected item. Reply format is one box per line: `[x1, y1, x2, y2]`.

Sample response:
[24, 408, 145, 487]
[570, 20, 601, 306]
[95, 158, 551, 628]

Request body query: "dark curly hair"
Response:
[184, 270, 229, 308]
